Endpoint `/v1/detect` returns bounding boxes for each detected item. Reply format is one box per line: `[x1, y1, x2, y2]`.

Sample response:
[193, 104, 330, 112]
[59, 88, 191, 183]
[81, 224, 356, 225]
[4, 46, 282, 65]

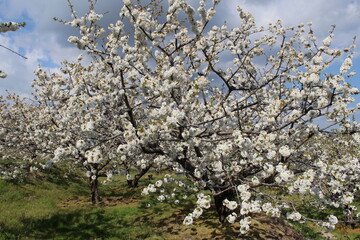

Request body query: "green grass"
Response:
[0, 170, 88, 239]
[0, 169, 359, 239]
[260, 187, 360, 240]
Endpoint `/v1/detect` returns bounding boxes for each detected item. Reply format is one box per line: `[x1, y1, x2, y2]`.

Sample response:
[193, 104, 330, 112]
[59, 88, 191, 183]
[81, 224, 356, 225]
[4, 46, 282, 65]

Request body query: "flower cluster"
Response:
[0, 21, 25, 33]
[183, 193, 211, 225]
[239, 217, 251, 234]
[287, 212, 302, 222]
[223, 199, 238, 210]
[85, 148, 103, 164]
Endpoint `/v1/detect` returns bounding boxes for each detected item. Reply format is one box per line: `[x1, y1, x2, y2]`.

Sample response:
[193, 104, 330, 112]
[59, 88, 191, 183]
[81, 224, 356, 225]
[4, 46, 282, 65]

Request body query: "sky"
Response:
[0, 0, 360, 103]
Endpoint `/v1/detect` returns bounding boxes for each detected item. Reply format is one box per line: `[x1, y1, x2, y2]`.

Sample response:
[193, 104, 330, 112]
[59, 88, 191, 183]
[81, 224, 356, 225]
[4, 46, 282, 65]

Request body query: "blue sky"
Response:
[0, 0, 360, 106]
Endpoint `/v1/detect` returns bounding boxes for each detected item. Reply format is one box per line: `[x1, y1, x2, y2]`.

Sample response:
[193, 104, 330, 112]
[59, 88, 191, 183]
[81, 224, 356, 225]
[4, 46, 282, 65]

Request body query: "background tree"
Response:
[33, 55, 155, 203]
[0, 93, 63, 180]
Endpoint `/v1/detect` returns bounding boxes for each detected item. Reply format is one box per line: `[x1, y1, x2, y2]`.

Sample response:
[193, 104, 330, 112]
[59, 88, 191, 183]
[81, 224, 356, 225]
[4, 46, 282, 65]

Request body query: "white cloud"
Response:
[0, 0, 85, 96]
[224, 0, 360, 47]
[0, 0, 359, 98]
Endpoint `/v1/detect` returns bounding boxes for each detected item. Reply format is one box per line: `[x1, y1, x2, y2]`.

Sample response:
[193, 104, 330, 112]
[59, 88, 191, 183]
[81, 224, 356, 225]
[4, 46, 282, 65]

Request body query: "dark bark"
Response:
[127, 178, 138, 187]
[90, 176, 100, 204]
[141, 143, 234, 222]
[175, 156, 235, 222]
[213, 188, 235, 222]
[127, 164, 152, 188]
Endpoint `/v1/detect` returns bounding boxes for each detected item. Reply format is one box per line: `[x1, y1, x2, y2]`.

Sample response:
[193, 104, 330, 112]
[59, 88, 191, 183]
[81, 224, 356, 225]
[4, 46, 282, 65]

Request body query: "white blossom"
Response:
[328, 215, 338, 225]
[227, 212, 237, 223]
[279, 145, 292, 157]
[340, 57, 352, 75]
[0, 21, 25, 32]
[0, 70, 7, 78]
[322, 36, 332, 47]
[287, 212, 302, 221]
[155, 180, 163, 187]
[192, 207, 203, 218]
[157, 195, 165, 201]
[223, 199, 238, 210]
[183, 214, 193, 225]
[239, 217, 251, 234]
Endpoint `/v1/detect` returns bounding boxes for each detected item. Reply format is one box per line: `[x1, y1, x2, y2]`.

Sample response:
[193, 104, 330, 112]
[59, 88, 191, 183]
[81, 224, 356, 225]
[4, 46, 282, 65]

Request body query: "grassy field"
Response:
[0, 168, 359, 240]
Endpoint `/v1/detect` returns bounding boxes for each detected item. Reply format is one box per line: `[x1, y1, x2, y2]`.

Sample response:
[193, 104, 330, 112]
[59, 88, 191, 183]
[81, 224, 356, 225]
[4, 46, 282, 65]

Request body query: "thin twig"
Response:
[0, 44, 27, 59]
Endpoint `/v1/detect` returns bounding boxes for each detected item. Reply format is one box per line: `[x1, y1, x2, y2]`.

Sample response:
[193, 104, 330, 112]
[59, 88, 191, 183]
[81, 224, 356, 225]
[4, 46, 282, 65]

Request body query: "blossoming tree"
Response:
[0, 92, 64, 180]
[30, 0, 359, 233]
[33, 58, 156, 203]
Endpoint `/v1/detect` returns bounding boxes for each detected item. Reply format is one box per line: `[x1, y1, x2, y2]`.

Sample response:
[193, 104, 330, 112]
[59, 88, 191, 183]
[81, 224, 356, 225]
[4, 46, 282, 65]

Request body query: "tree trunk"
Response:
[126, 172, 145, 188]
[213, 189, 235, 222]
[127, 178, 138, 188]
[90, 176, 100, 204]
[127, 164, 152, 188]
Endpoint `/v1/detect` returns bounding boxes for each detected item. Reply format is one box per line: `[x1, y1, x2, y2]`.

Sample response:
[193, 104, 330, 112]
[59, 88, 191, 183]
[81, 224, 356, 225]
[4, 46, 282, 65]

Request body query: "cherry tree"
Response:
[33, 60, 153, 203]
[0, 22, 34, 172]
[31, 0, 359, 233]
[0, 93, 63, 181]
[300, 132, 360, 229]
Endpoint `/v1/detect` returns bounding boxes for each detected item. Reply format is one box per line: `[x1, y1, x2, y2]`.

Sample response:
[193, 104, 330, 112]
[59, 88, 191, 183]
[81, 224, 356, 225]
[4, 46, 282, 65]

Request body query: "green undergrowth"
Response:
[261, 187, 360, 240]
[0, 169, 359, 239]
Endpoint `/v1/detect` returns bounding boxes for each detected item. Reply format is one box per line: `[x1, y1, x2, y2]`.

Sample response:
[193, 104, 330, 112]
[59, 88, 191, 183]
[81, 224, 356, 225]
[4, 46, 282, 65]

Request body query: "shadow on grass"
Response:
[1, 167, 89, 199]
[0, 193, 313, 240]
[2, 210, 107, 239]
[40, 167, 86, 188]
[137, 198, 306, 240]
[1, 173, 339, 240]
[1, 206, 159, 240]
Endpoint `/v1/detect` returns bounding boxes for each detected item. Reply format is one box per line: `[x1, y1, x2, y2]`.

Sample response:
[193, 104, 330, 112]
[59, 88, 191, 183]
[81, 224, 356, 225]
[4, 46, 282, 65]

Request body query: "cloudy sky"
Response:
[1, 0, 360, 101]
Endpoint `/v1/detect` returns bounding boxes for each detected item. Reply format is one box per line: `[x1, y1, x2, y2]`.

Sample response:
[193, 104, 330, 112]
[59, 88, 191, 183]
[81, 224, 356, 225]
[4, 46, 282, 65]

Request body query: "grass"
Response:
[0, 169, 359, 239]
[0, 168, 88, 239]
[260, 187, 360, 240]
